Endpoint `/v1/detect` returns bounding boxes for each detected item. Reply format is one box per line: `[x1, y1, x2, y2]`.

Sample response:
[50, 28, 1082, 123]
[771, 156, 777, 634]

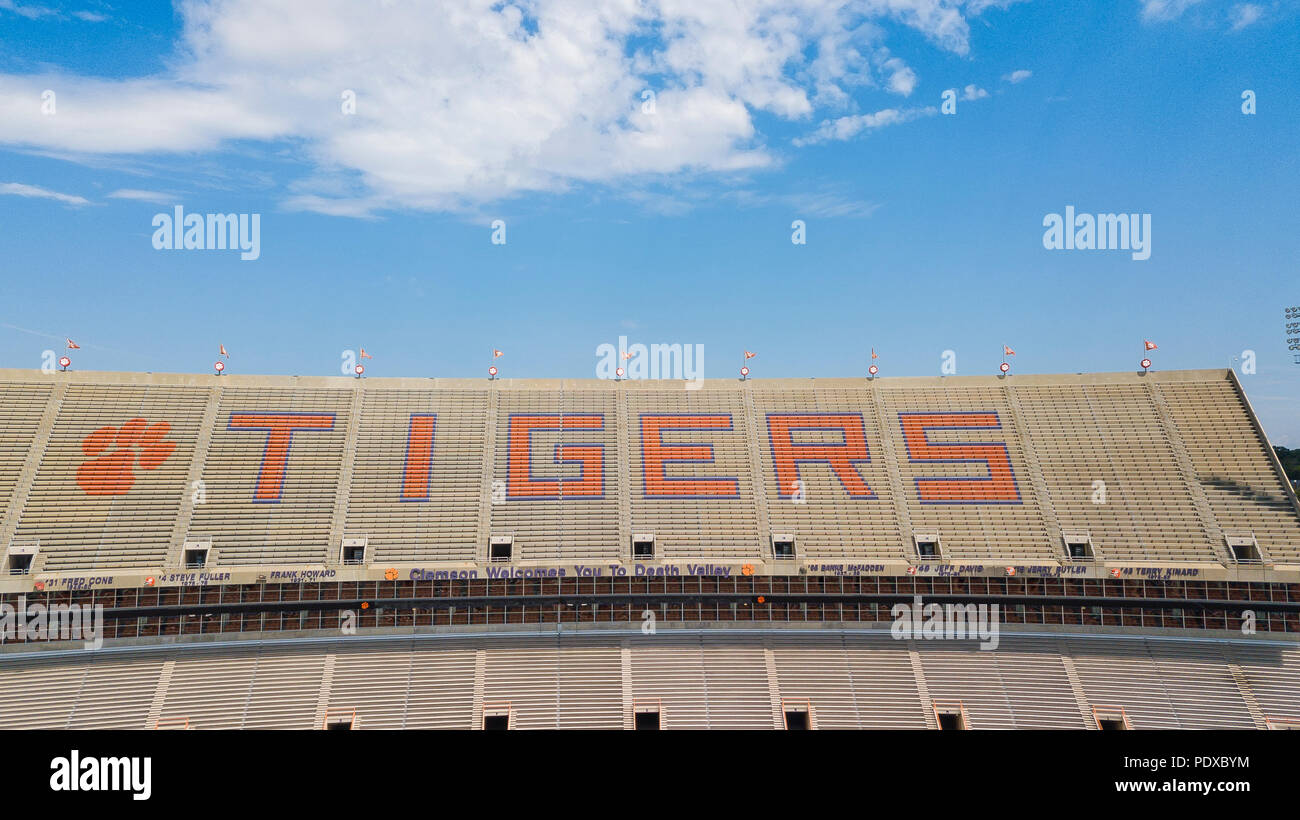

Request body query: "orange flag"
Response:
[1004, 345, 1015, 356]
[871, 348, 878, 360]
[1144, 339, 1158, 351]
[744, 351, 756, 359]
[493, 349, 504, 358]
[359, 348, 373, 360]
[219, 344, 228, 358]
[66, 338, 80, 349]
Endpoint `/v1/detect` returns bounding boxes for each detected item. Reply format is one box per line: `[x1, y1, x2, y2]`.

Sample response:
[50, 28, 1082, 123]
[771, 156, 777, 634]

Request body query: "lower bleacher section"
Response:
[916, 637, 1088, 729]
[0, 629, 1294, 729]
[1067, 637, 1259, 728]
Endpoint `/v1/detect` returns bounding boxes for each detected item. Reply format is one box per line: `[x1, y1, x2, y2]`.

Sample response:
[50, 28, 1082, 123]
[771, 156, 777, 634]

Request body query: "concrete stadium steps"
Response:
[0, 652, 166, 729]
[1013, 384, 1215, 562]
[626, 390, 761, 558]
[768, 633, 927, 728]
[481, 637, 625, 729]
[0, 383, 52, 523]
[490, 390, 622, 562]
[155, 646, 327, 729]
[1065, 637, 1257, 729]
[344, 389, 488, 564]
[1158, 380, 1300, 562]
[0, 631, 1293, 729]
[754, 389, 905, 560]
[915, 637, 1088, 729]
[881, 385, 1055, 560]
[1229, 642, 1300, 723]
[326, 642, 477, 729]
[14, 384, 210, 570]
[188, 387, 353, 566]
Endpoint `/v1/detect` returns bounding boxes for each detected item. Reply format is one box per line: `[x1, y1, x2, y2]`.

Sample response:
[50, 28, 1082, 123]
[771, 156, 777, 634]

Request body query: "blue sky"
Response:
[1, 0, 1298, 443]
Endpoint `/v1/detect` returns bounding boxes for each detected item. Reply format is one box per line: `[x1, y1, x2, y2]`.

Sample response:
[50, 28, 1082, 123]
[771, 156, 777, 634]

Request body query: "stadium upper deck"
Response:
[1, 366, 1297, 593]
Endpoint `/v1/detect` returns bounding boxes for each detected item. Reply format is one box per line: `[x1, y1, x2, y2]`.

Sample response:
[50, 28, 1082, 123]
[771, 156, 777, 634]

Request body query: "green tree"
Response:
[1276, 446, 1300, 482]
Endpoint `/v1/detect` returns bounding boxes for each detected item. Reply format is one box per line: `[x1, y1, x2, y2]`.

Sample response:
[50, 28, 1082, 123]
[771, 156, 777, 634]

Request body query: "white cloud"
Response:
[793, 105, 937, 146]
[107, 188, 172, 204]
[0, 0, 56, 19]
[723, 186, 881, 218]
[780, 190, 881, 218]
[0, 0, 1013, 215]
[1229, 3, 1263, 29]
[881, 57, 919, 96]
[0, 1, 109, 20]
[966, 0, 1032, 11]
[622, 183, 882, 218]
[0, 181, 89, 205]
[1140, 0, 1204, 22]
[1003, 69, 1032, 83]
[961, 84, 989, 100]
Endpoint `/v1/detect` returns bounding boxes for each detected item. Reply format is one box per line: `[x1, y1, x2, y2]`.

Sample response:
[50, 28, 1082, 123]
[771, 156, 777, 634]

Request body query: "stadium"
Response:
[0, 365, 1296, 730]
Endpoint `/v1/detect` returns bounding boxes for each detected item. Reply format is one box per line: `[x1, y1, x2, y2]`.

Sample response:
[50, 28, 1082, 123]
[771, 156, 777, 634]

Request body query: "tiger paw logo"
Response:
[384, 568, 399, 581]
[76, 418, 176, 496]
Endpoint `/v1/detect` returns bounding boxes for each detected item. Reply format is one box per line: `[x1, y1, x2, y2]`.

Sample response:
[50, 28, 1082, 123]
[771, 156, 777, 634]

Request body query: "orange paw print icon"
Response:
[741, 563, 755, 576]
[384, 568, 399, 581]
[76, 418, 176, 496]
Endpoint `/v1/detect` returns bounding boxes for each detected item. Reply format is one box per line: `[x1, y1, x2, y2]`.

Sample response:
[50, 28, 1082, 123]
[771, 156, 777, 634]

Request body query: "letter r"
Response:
[767, 413, 874, 498]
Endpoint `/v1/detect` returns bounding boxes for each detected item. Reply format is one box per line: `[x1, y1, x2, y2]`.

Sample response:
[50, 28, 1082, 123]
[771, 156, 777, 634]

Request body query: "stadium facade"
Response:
[0, 367, 1297, 729]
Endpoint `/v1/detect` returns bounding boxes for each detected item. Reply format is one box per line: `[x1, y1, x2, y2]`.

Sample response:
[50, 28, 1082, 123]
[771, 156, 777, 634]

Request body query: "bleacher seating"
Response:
[490, 388, 622, 562]
[188, 386, 352, 565]
[626, 386, 760, 558]
[346, 389, 488, 563]
[767, 632, 928, 728]
[1229, 641, 1300, 722]
[881, 384, 1054, 560]
[916, 637, 1088, 728]
[1065, 636, 1258, 729]
[0, 383, 50, 523]
[14, 384, 209, 570]
[754, 389, 903, 560]
[0, 631, 1291, 729]
[1013, 383, 1214, 562]
[0, 367, 1294, 570]
[1158, 380, 1300, 562]
[0, 368, 1295, 732]
[0, 653, 164, 729]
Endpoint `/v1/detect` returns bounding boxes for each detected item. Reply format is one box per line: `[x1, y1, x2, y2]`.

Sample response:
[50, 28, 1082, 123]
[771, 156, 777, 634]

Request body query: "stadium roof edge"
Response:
[0, 367, 1235, 391]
